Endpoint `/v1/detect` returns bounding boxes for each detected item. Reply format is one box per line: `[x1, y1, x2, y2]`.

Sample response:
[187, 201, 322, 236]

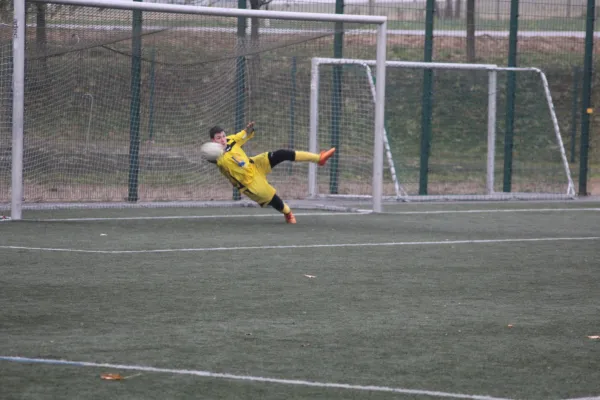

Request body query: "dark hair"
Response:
[209, 126, 224, 139]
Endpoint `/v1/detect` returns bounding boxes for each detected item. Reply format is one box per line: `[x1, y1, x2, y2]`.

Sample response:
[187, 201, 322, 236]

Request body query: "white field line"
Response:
[1, 237, 598, 254]
[22, 207, 600, 222]
[563, 397, 600, 400]
[0, 356, 512, 400]
[385, 208, 600, 215]
[30, 211, 359, 222]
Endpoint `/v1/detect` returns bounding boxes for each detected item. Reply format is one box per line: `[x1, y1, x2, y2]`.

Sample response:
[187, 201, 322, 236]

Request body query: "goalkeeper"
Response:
[208, 121, 335, 224]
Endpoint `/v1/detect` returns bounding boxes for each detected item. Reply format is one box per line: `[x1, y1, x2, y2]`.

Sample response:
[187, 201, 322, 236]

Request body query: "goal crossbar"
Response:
[310, 58, 576, 201]
[28, 0, 388, 22]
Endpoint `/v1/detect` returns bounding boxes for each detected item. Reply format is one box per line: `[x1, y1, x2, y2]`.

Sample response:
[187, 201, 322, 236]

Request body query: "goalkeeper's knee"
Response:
[268, 150, 295, 168]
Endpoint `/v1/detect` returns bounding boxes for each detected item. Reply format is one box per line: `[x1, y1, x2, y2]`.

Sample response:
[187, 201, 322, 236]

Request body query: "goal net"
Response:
[311, 58, 575, 202]
[2, 0, 387, 219]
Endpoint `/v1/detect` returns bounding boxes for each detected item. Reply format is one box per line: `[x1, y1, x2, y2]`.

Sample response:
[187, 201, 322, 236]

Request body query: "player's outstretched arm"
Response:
[245, 121, 255, 134]
[228, 121, 256, 146]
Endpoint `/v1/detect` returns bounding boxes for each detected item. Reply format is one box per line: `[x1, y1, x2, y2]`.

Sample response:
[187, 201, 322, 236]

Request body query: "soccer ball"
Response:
[200, 142, 224, 161]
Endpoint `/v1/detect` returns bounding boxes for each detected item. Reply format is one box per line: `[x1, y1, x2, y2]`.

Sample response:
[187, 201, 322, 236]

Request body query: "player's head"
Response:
[209, 126, 227, 146]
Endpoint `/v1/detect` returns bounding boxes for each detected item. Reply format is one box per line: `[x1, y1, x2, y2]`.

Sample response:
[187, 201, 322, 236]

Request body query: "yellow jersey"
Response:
[215, 128, 256, 189]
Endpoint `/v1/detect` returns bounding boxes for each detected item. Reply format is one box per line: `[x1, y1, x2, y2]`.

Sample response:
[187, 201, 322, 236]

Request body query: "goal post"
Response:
[310, 57, 406, 201]
[6, 0, 388, 220]
[310, 58, 575, 202]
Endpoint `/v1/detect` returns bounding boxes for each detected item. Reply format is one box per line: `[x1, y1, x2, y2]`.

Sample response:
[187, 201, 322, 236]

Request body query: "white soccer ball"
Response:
[200, 142, 224, 161]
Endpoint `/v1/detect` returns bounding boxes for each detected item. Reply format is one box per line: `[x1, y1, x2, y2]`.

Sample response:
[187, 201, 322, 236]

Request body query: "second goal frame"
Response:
[310, 58, 576, 201]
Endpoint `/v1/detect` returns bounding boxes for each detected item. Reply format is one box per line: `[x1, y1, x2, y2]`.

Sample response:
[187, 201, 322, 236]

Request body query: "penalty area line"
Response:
[563, 398, 600, 400]
[20, 208, 600, 222]
[562, 397, 600, 400]
[29, 211, 362, 222]
[0, 237, 599, 254]
[385, 208, 600, 215]
[0, 356, 512, 400]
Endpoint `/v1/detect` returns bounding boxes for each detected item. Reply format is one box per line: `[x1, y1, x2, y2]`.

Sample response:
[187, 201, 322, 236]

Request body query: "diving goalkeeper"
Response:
[209, 121, 335, 224]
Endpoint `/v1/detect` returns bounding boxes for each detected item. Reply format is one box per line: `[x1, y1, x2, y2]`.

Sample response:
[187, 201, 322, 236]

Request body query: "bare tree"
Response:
[249, 0, 273, 44]
[0, 0, 10, 23]
[466, 0, 475, 62]
[454, 0, 462, 19]
[246, 0, 273, 106]
[496, 0, 500, 20]
[35, 3, 49, 72]
[444, 0, 453, 18]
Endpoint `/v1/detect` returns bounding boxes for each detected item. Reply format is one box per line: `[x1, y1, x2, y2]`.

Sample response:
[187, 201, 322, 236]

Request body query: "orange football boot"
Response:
[284, 211, 297, 224]
[318, 148, 336, 166]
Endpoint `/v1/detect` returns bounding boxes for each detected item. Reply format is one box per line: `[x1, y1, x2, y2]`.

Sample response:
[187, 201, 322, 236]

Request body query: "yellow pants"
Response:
[240, 152, 277, 207]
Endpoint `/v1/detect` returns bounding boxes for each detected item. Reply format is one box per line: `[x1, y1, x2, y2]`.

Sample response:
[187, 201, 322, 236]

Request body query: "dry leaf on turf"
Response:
[101, 372, 143, 380]
[101, 373, 123, 380]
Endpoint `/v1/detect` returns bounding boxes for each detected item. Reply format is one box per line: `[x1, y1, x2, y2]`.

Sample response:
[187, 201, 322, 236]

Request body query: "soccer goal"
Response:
[3, 0, 388, 220]
[310, 58, 575, 202]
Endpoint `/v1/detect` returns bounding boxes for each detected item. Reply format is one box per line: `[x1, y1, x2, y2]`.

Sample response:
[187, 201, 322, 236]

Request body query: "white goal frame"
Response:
[310, 58, 576, 202]
[10, 0, 388, 220]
